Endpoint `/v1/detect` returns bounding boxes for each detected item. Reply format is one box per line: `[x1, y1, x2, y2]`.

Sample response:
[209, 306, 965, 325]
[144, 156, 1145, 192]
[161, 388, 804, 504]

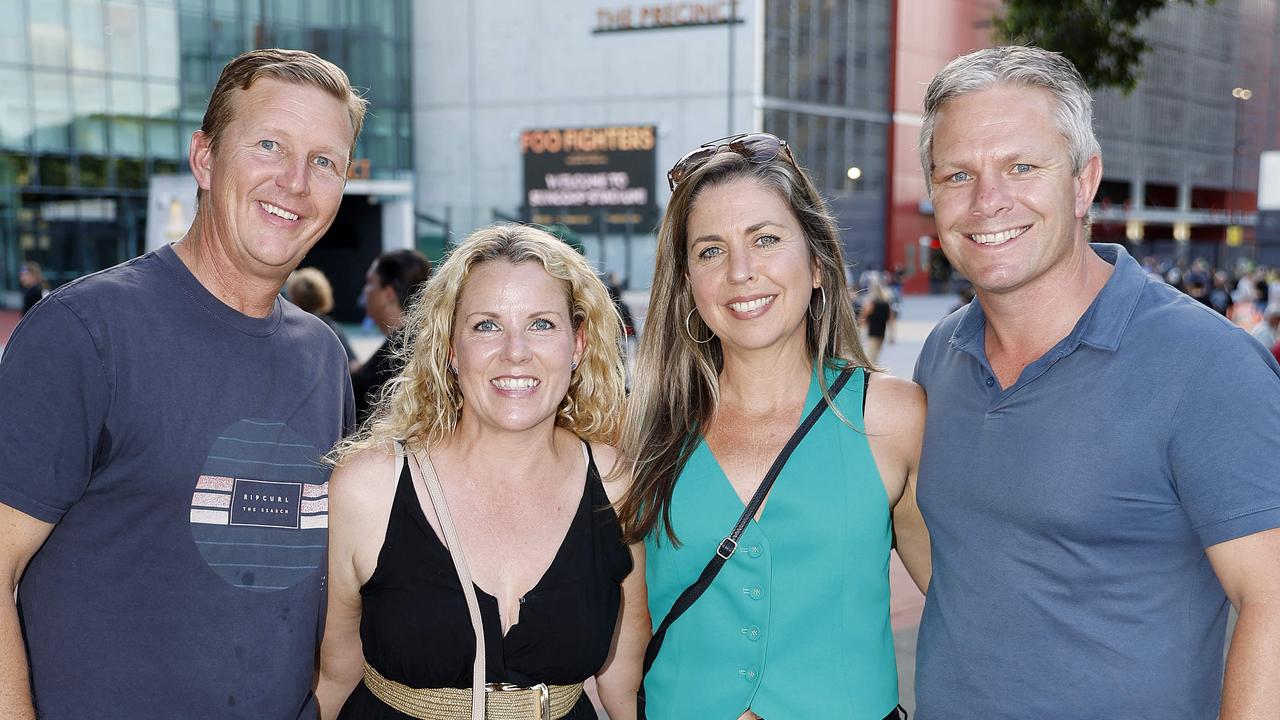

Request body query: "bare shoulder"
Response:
[589, 441, 629, 505]
[863, 372, 926, 438]
[329, 443, 401, 518]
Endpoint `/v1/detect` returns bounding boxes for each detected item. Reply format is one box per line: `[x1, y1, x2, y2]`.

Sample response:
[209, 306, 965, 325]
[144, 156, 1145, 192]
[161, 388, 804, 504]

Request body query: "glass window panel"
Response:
[110, 78, 145, 117]
[178, 0, 208, 13]
[38, 155, 72, 186]
[272, 24, 302, 49]
[78, 154, 110, 187]
[144, 5, 180, 79]
[211, 0, 236, 17]
[0, 69, 32, 151]
[112, 117, 144, 156]
[72, 74, 109, 153]
[151, 158, 181, 176]
[147, 82, 179, 118]
[340, 0, 361, 26]
[364, 111, 392, 173]
[73, 75, 108, 117]
[117, 156, 145, 187]
[32, 72, 72, 151]
[106, 2, 144, 76]
[74, 117, 108, 153]
[272, 0, 302, 23]
[0, 0, 28, 64]
[367, 0, 390, 35]
[69, 0, 107, 72]
[310, 0, 336, 28]
[209, 16, 245, 61]
[180, 120, 200, 154]
[30, 0, 69, 67]
[0, 153, 35, 187]
[147, 118, 178, 159]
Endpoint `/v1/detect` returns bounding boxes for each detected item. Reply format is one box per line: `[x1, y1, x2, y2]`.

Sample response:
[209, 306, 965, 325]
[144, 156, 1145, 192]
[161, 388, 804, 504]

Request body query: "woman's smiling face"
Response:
[451, 260, 583, 435]
[685, 177, 819, 356]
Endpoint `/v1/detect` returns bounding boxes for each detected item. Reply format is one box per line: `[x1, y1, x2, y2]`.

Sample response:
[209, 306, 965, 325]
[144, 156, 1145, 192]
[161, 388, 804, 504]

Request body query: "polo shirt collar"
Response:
[1075, 244, 1146, 351]
[948, 243, 1146, 357]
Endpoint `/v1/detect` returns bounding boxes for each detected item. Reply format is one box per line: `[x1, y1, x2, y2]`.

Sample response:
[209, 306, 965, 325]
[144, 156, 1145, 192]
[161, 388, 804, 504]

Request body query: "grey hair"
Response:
[919, 46, 1100, 191]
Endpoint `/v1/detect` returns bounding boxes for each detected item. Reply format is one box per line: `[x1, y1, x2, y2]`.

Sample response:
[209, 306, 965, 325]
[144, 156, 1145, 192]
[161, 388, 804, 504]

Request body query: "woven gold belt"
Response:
[362, 661, 584, 720]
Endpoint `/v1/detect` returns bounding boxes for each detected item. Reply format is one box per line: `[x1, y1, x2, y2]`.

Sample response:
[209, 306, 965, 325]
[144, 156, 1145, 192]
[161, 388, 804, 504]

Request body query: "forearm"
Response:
[1220, 601, 1280, 719]
[893, 513, 932, 593]
[0, 592, 36, 720]
[315, 663, 363, 720]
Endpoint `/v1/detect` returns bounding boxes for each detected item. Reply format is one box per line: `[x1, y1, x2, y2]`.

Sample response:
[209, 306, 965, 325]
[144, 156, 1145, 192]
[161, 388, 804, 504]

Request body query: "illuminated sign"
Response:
[593, 1, 742, 33]
[521, 125, 658, 232]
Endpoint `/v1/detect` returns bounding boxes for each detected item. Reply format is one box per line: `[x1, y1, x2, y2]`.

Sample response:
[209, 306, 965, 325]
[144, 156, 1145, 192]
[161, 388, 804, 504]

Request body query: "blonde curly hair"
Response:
[334, 224, 626, 462]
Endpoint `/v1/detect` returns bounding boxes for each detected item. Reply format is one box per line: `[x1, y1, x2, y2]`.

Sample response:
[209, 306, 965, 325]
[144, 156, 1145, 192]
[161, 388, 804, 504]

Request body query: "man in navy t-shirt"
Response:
[912, 46, 1280, 718]
[0, 49, 367, 719]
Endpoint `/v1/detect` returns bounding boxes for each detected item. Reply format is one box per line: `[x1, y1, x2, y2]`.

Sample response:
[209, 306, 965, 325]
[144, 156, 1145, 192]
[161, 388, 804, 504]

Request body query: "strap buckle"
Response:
[485, 682, 551, 719]
[716, 537, 738, 560]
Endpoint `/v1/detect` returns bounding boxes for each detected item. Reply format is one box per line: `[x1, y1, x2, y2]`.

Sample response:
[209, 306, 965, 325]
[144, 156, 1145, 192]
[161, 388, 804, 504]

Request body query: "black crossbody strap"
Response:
[639, 367, 856, 702]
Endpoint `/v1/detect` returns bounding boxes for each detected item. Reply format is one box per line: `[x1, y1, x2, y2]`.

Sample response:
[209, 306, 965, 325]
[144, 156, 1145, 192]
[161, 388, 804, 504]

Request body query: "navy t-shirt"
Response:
[912, 244, 1280, 718]
[0, 245, 353, 718]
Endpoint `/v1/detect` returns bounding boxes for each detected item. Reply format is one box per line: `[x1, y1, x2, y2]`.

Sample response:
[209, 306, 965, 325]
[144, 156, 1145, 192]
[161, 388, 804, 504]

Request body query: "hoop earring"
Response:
[684, 308, 714, 345]
[808, 286, 827, 320]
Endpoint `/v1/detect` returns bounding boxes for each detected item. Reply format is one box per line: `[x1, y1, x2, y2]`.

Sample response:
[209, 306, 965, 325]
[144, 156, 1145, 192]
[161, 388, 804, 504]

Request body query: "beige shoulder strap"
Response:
[406, 445, 486, 720]
[392, 442, 406, 492]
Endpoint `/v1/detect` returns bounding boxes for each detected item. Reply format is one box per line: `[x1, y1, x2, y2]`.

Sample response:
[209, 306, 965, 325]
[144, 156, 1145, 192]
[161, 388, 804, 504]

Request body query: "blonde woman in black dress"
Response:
[318, 225, 647, 719]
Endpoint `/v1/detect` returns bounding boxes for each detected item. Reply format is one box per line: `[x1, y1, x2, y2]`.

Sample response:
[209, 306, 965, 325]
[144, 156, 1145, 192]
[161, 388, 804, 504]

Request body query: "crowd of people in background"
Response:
[1140, 256, 1280, 362]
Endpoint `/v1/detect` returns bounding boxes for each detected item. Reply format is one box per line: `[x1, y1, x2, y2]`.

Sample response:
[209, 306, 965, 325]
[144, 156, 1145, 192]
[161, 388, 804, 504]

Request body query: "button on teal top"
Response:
[644, 365, 899, 718]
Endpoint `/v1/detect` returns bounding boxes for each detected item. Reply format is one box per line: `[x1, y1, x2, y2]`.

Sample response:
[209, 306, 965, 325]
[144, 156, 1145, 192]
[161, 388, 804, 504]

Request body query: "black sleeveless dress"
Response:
[339, 444, 633, 719]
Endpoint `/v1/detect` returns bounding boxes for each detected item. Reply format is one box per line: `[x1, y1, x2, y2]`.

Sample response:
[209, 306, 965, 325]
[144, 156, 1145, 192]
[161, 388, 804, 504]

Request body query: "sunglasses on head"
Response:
[666, 132, 796, 191]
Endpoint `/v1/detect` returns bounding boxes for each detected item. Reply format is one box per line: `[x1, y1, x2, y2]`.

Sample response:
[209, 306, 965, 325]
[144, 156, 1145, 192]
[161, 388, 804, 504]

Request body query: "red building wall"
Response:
[887, 0, 1001, 294]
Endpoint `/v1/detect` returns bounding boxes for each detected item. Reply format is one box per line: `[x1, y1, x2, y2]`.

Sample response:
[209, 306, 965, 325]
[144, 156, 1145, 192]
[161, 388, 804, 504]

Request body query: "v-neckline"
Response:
[404, 444, 592, 639]
[698, 368, 820, 525]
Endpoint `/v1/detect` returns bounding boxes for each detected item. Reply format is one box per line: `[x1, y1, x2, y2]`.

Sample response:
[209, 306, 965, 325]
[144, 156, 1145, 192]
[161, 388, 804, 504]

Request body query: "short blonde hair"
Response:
[285, 267, 335, 315]
[202, 48, 367, 161]
[197, 49, 367, 204]
[335, 224, 626, 461]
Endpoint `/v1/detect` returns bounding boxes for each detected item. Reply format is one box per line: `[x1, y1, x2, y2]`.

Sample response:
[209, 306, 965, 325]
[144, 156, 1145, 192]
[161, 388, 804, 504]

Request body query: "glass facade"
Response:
[0, 0, 411, 297]
[762, 0, 891, 196]
[761, 0, 893, 270]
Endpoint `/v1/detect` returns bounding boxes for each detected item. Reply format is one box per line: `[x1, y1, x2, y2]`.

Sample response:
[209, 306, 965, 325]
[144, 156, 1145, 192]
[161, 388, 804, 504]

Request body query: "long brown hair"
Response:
[615, 149, 872, 546]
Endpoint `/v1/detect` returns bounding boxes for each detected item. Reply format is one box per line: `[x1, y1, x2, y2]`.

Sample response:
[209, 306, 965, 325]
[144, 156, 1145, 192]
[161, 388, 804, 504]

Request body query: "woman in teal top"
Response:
[616, 134, 931, 719]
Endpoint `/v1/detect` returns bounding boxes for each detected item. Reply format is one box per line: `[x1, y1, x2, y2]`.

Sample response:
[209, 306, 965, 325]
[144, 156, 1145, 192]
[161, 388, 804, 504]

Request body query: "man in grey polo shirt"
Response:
[912, 46, 1280, 719]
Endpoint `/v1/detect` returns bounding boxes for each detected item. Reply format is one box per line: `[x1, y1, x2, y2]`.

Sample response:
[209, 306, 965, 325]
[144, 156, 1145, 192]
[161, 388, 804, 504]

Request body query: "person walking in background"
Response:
[858, 271, 896, 364]
[17, 261, 47, 316]
[617, 133, 928, 720]
[1250, 305, 1280, 350]
[351, 248, 431, 425]
[288, 266, 358, 368]
[0, 49, 365, 719]
[912, 46, 1280, 719]
[319, 225, 645, 719]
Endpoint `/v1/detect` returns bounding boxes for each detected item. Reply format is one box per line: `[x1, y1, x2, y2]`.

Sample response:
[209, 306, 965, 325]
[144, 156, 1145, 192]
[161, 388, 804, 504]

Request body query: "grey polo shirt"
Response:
[912, 244, 1280, 719]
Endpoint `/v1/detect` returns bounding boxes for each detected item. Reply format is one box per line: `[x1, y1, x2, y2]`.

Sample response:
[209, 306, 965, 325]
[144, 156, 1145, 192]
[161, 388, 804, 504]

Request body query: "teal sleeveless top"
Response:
[644, 365, 898, 718]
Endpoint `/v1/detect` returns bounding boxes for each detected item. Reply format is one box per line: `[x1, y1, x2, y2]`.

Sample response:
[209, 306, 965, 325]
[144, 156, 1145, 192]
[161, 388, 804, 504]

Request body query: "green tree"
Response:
[995, 0, 1217, 92]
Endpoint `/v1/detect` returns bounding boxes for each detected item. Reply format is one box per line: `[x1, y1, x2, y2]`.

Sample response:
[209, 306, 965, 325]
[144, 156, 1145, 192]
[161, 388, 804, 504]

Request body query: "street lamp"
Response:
[1231, 87, 1252, 227]
[846, 166, 863, 182]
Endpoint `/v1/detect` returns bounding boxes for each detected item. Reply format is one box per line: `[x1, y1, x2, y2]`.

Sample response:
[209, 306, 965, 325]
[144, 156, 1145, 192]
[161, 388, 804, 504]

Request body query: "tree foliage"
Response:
[995, 0, 1217, 93]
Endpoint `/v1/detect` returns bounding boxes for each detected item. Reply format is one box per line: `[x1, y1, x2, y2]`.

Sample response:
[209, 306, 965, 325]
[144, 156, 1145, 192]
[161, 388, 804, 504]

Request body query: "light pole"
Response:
[1230, 87, 1252, 227]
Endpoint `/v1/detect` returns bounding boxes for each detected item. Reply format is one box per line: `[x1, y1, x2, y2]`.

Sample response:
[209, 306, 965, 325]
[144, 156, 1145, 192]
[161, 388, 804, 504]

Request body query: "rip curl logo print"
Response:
[188, 419, 329, 593]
